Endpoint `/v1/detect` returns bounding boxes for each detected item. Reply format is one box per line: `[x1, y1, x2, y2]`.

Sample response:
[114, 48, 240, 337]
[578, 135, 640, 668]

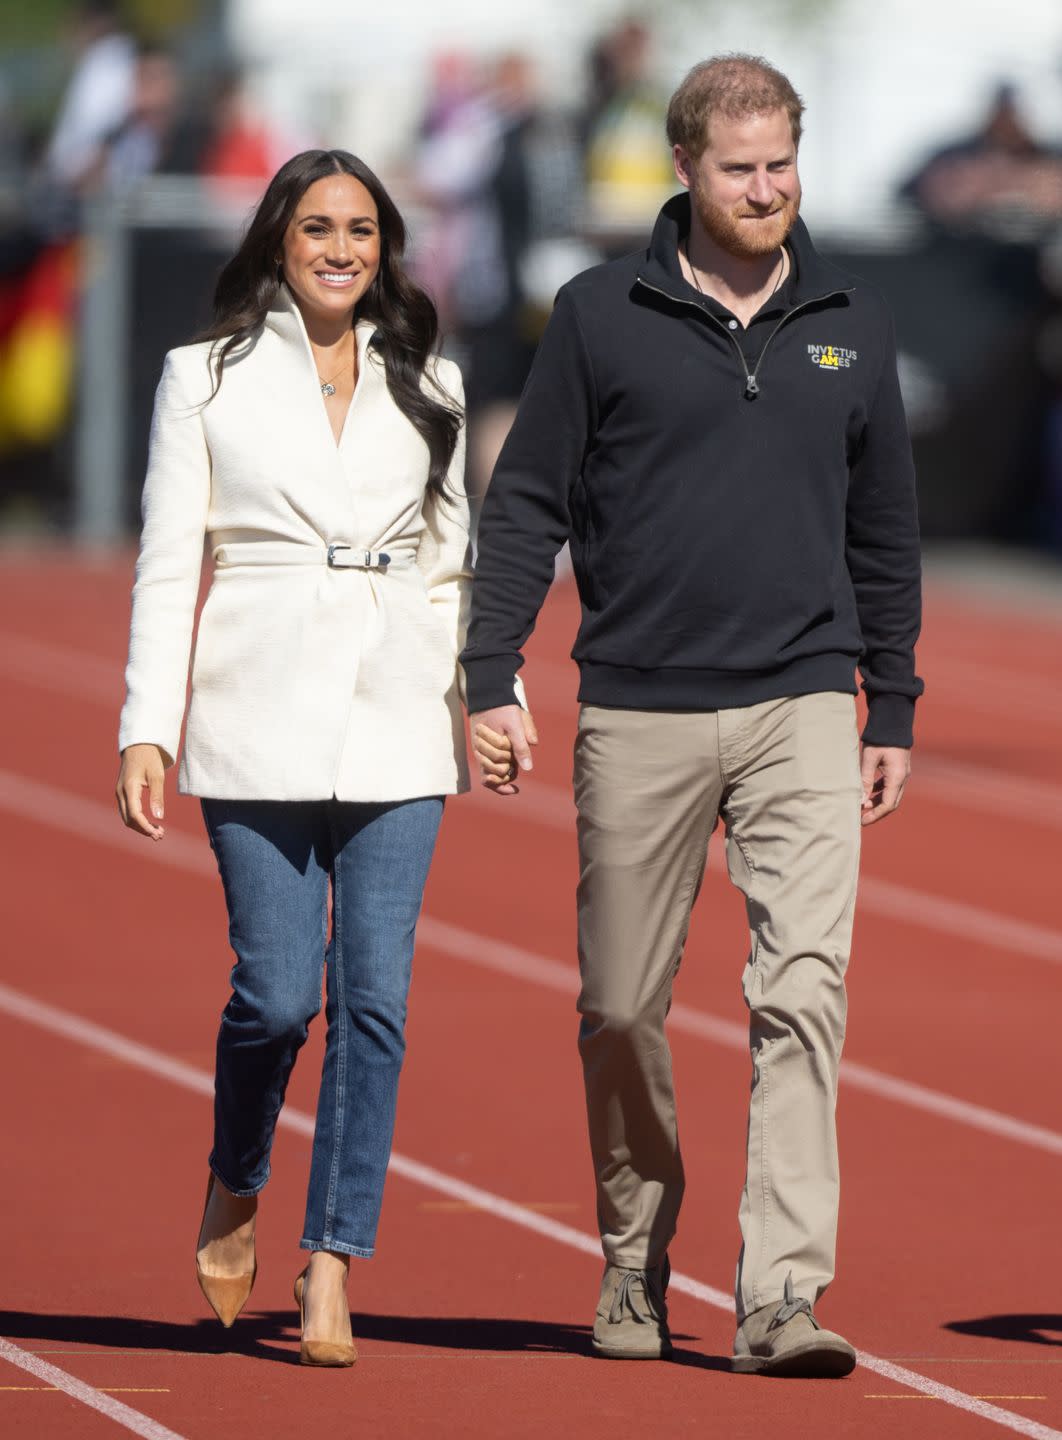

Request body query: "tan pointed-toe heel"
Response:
[294, 1267, 357, 1367]
[195, 1174, 257, 1328]
[196, 1266, 258, 1328]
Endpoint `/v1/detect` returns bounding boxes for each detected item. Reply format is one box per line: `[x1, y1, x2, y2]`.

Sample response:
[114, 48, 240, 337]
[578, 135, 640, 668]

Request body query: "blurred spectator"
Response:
[410, 51, 482, 330]
[0, 75, 26, 185]
[1037, 240, 1062, 554]
[44, 0, 135, 192]
[581, 20, 674, 235]
[104, 46, 209, 187]
[900, 82, 1062, 234]
[199, 70, 303, 186]
[415, 52, 541, 499]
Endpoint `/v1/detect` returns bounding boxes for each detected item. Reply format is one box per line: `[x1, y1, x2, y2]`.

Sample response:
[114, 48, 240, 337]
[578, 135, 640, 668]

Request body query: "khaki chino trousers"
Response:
[573, 693, 862, 1322]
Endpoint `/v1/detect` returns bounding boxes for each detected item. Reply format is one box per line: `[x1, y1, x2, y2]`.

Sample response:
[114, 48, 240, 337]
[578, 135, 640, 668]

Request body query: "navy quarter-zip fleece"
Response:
[461, 193, 923, 747]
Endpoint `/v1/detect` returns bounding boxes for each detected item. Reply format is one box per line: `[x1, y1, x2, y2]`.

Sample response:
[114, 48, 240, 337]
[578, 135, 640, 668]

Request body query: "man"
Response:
[46, 0, 136, 192]
[460, 55, 922, 1378]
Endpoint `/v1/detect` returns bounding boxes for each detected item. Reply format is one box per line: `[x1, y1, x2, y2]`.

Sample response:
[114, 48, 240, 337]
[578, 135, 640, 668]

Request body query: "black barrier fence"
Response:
[1, 207, 1060, 555]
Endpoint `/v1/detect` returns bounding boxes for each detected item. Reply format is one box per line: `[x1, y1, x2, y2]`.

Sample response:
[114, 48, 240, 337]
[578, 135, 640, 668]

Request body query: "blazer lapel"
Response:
[263, 284, 379, 452]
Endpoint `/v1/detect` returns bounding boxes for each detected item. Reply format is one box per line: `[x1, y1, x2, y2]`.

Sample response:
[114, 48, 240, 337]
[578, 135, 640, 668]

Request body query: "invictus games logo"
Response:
[808, 344, 857, 370]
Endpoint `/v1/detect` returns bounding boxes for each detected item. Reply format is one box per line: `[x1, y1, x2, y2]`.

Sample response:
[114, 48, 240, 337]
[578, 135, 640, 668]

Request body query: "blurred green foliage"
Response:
[0, 0, 209, 142]
[646, 0, 840, 26]
[0, 0, 203, 48]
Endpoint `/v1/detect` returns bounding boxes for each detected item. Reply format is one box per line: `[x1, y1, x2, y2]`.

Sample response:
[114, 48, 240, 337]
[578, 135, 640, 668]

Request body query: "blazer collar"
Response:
[264, 283, 379, 373]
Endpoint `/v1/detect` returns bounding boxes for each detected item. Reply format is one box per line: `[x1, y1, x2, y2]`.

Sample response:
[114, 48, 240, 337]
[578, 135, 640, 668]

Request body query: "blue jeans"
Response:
[200, 796, 443, 1258]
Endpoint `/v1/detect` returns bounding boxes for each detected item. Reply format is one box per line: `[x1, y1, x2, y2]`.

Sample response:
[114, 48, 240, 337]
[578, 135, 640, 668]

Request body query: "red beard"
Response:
[692, 185, 802, 258]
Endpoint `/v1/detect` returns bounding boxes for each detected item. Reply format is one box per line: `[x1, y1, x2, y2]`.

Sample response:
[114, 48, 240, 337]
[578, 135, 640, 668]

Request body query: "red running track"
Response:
[0, 550, 1060, 1440]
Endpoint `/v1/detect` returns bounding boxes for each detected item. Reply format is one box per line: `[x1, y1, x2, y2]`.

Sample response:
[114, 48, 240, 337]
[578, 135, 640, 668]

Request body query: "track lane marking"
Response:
[0, 768, 1059, 1157]
[461, 785, 1062, 964]
[421, 916, 1062, 1157]
[3, 625, 1062, 952]
[0, 985, 1058, 1440]
[0, 1337, 187, 1440]
[865, 1394, 1048, 1400]
[8, 631, 1062, 966]
[516, 650, 1062, 726]
[6, 625, 1062, 853]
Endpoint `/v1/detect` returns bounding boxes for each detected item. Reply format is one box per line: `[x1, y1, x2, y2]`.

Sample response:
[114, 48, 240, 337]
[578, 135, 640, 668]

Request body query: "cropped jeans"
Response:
[200, 796, 443, 1258]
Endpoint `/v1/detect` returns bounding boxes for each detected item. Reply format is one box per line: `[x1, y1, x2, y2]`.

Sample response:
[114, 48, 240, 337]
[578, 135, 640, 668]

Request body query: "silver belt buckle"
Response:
[328, 544, 391, 569]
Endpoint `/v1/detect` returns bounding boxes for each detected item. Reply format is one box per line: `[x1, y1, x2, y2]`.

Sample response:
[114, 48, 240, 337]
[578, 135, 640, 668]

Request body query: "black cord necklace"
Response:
[685, 245, 786, 314]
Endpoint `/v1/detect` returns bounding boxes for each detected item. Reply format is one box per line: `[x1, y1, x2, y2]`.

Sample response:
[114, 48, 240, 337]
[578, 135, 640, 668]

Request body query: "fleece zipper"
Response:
[634, 276, 854, 399]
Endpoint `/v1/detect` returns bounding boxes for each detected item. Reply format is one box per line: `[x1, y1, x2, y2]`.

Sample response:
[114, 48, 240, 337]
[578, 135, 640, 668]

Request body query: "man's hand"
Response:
[469, 705, 539, 796]
[860, 745, 910, 827]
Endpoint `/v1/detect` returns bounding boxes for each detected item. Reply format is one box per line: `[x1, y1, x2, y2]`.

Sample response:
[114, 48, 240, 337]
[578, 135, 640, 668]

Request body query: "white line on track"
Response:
[7, 628, 1062, 970]
[0, 982, 1058, 1440]
[422, 917, 1062, 1158]
[1, 767, 1060, 1159]
[910, 756, 1062, 831]
[6, 625, 1062, 847]
[925, 657, 1062, 720]
[520, 651, 1062, 727]
[0, 1336, 188, 1440]
[463, 784, 1062, 964]
[462, 756, 1062, 841]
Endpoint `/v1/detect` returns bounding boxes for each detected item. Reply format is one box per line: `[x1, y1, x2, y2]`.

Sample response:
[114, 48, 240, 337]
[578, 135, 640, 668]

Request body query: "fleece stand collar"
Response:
[638, 192, 853, 308]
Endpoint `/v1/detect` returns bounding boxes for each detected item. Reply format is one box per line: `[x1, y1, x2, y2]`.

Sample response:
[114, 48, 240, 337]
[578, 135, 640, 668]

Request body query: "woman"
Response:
[115, 150, 471, 1367]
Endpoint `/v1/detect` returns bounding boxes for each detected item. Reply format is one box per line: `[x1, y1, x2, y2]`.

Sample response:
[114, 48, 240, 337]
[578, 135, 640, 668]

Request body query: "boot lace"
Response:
[770, 1273, 821, 1331]
[609, 1268, 667, 1326]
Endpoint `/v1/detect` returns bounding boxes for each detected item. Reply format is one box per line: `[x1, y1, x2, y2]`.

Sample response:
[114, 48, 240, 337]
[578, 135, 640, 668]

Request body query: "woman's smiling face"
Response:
[280, 173, 381, 324]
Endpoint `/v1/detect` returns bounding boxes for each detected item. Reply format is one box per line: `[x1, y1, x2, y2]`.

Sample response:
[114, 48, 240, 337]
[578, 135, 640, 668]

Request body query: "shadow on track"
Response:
[347, 1313, 732, 1369]
[0, 1308, 301, 1362]
[0, 1308, 732, 1369]
[944, 1313, 1062, 1346]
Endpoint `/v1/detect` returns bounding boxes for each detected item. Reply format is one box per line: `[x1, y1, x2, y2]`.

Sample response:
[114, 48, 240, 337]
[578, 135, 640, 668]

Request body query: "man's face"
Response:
[675, 107, 801, 258]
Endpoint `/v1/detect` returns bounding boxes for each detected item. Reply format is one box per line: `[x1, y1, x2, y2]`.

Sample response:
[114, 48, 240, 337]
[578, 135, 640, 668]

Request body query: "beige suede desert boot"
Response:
[733, 1275, 856, 1377]
[592, 1257, 672, 1359]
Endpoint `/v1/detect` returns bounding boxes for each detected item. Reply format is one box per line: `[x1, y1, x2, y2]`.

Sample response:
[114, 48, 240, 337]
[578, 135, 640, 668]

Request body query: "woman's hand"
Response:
[116, 743, 168, 841]
[469, 707, 539, 796]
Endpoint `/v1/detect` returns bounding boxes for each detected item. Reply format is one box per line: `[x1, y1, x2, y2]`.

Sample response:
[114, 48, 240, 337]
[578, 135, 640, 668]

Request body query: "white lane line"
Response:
[6, 624, 1062, 838]
[926, 657, 1062, 720]
[521, 652, 1062, 728]
[0, 1336, 188, 1440]
[464, 784, 1062, 965]
[0, 985, 1058, 1440]
[422, 917, 1062, 1158]
[1, 768, 1059, 1159]
[913, 757, 1062, 831]
[853, 1353, 1062, 1439]
[517, 663, 1062, 819]
[9, 625, 1062, 937]
[856, 876, 1062, 966]
[0, 632, 124, 704]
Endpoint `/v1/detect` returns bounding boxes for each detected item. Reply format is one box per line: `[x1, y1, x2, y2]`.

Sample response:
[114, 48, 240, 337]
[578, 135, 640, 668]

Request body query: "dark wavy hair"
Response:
[198, 149, 462, 496]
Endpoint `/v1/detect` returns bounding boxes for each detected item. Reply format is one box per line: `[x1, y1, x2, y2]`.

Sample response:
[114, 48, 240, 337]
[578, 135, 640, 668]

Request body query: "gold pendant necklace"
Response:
[317, 354, 353, 398]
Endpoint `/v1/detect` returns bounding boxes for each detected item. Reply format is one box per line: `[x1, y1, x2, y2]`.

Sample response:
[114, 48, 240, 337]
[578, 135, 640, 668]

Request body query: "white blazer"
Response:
[119, 285, 473, 801]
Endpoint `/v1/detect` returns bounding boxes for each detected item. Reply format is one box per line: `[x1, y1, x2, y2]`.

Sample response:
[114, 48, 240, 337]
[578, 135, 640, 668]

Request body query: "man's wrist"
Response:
[861, 691, 916, 750]
[463, 655, 525, 714]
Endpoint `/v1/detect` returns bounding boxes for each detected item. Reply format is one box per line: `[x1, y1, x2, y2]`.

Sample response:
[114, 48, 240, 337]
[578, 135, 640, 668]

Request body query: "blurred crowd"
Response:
[2, 0, 1062, 555]
[0, 4, 681, 527]
[897, 83, 1062, 551]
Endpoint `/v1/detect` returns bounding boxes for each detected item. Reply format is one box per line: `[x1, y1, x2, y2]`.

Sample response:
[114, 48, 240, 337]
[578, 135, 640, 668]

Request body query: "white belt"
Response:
[213, 541, 416, 571]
